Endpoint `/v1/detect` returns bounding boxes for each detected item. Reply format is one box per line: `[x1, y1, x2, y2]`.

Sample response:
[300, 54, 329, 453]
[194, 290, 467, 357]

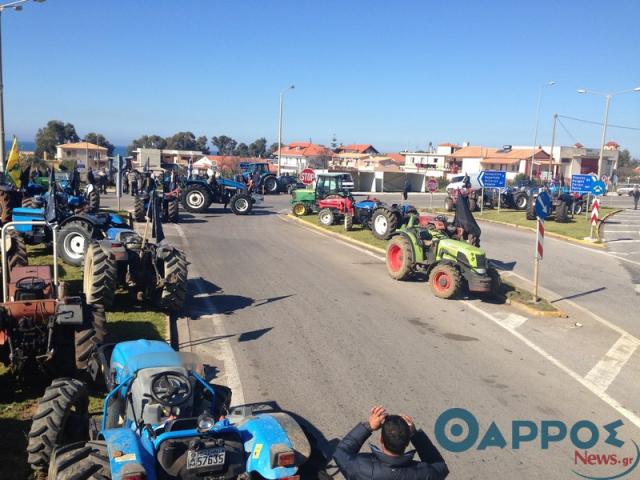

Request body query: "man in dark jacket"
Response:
[633, 185, 640, 210]
[334, 406, 449, 480]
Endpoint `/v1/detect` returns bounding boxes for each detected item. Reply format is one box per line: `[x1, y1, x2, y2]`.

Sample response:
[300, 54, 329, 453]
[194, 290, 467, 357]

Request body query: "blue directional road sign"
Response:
[591, 180, 606, 196]
[535, 191, 552, 220]
[478, 170, 507, 189]
[570, 174, 594, 193]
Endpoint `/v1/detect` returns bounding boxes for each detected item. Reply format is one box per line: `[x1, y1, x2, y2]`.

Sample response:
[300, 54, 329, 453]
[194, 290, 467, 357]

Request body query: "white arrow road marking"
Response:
[584, 335, 640, 393]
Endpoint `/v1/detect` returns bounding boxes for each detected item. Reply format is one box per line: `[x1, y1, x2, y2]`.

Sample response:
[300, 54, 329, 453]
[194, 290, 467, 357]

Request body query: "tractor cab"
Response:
[315, 173, 354, 198]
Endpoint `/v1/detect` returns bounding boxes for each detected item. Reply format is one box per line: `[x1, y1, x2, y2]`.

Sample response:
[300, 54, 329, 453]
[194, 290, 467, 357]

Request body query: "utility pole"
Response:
[548, 114, 557, 181]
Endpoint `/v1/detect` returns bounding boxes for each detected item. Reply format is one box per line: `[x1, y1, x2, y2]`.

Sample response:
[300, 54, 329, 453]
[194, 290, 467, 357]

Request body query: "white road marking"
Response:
[541, 234, 640, 267]
[603, 239, 640, 244]
[494, 312, 529, 329]
[174, 224, 245, 406]
[603, 230, 638, 233]
[635, 284, 640, 294]
[584, 335, 640, 392]
[463, 301, 640, 429]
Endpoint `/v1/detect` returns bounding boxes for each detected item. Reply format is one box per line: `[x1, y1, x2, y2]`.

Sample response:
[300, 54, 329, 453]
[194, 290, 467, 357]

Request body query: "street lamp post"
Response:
[0, 0, 46, 172]
[577, 86, 640, 178]
[528, 81, 556, 178]
[277, 85, 294, 177]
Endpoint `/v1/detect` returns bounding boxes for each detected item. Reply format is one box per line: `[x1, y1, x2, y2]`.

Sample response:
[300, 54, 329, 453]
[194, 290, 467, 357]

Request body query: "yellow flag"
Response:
[6, 137, 21, 187]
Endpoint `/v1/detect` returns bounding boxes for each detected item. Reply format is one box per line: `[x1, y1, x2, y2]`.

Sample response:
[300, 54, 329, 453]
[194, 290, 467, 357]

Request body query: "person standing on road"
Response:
[633, 185, 640, 210]
[403, 175, 411, 202]
[128, 169, 139, 196]
[334, 406, 449, 480]
[87, 167, 95, 186]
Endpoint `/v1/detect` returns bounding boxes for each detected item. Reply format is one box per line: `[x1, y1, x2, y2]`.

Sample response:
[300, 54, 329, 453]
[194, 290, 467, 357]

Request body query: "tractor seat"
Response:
[15, 276, 47, 301]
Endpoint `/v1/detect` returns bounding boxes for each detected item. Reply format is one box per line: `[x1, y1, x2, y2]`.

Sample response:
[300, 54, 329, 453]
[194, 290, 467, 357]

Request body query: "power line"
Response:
[558, 115, 640, 132]
[556, 117, 581, 145]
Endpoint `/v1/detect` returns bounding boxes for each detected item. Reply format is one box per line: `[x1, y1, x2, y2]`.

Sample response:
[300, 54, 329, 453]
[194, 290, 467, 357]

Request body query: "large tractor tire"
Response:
[167, 197, 179, 223]
[48, 441, 111, 480]
[573, 201, 584, 216]
[133, 196, 146, 222]
[344, 213, 353, 231]
[181, 184, 211, 213]
[555, 202, 570, 223]
[292, 202, 307, 217]
[160, 248, 188, 311]
[0, 190, 13, 224]
[229, 192, 253, 215]
[83, 242, 116, 308]
[429, 264, 462, 299]
[444, 196, 454, 212]
[386, 235, 414, 280]
[86, 189, 100, 214]
[514, 192, 529, 210]
[371, 207, 399, 240]
[57, 221, 93, 267]
[263, 176, 279, 194]
[74, 304, 107, 370]
[6, 228, 28, 273]
[27, 378, 89, 473]
[525, 198, 536, 220]
[488, 266, 502, 298]
[318, 208, 335, 226]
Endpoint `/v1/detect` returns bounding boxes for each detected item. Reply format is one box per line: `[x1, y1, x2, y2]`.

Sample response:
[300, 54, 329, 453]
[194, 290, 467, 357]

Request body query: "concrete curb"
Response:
[505, 298, 568, 318]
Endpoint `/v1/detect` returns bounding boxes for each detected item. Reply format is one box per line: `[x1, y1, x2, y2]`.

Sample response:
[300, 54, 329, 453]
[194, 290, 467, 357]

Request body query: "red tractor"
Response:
[0, 222, 105, 379]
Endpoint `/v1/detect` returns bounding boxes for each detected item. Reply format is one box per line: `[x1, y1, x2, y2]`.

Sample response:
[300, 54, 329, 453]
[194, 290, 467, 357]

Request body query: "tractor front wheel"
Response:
[133, 196, 145, 222]
[514, 193, 529, 210]
[318, 208, 335, 226]
[181, 184, 211, 213]
[6, 228, 28, 274]
[86, 189, 100, 213]
[47, 441, 111, 480]
[344, 213, 353, 231]
[160, 248, 188, 311]
[83, 242, 116, 308]
[230, 192, 253, 215]
[555, 202, 569, 223]
[429, 264, 462, 299]
[386, 235, 414, 280]
[371, 208, 398, 240]
[292, 202, 307, 217]
[57, 222, 93, 267]
[27, 378, 89, 473]
[74, 304, 107, 370]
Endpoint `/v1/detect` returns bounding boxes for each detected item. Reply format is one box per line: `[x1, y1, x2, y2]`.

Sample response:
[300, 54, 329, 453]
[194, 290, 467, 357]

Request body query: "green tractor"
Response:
[290, 172, 354, 216]
[386, 218, 500, 299]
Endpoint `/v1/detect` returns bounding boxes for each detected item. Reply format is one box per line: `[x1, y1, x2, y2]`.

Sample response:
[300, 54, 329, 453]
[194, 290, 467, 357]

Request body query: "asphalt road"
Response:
[152, 193, 640, 480]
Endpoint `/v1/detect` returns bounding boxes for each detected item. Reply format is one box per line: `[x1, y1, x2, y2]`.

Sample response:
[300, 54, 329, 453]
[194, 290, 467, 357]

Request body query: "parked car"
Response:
[279, 175, 306, 193]
[617, 183, 640, 196]
[445, 174, 481, 193]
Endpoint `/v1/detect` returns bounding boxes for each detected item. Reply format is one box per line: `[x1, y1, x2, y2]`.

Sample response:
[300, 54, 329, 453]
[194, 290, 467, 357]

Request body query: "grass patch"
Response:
[296, 214, 387, 250]
[0, 246, 167, 480]
[502, 281, 557, 312]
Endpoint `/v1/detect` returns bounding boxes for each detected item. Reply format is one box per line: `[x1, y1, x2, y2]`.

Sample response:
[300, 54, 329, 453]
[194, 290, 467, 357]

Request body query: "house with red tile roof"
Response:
[277, 142, 332, 174]
[401, 143, 461, 176]
[335, 144, 379, 155]
[450, 145, 549, 180]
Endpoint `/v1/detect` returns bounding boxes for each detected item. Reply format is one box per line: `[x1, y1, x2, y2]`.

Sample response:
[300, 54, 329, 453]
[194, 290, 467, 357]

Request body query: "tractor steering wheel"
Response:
[150, 372, 192, 407]
[16, 276, 46, 292]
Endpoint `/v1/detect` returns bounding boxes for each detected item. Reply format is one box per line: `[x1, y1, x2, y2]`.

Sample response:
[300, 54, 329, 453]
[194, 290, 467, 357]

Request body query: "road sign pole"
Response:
[533, 217, 544, 302]
[585, 193, 590, 220]
[480, 187, 484, 215]
[429, 192, 433, 212]
[116, 154, 121, 212]
[497, 188, 501, 213]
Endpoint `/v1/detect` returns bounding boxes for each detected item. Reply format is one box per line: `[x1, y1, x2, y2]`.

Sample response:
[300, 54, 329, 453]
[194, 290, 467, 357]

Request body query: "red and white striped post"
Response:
[533, 217, 545, 301]
[590, 197, 600, 239]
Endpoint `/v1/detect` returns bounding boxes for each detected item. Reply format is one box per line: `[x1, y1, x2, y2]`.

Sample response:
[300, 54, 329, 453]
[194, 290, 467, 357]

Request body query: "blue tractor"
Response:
[240, 162, 280, 194]
[22, 172, 100, 215]
[180, 175, 259, 215]
[28, 340, 316, 480]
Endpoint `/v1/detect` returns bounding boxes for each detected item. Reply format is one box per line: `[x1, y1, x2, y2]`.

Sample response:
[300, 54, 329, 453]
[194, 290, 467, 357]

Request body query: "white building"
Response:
[450, 145, 549, 180]
[132, 148, 204, 170]
[277, 142, 332, 174]
[401, 143, 460, 177]
[56, 142, 108, 171]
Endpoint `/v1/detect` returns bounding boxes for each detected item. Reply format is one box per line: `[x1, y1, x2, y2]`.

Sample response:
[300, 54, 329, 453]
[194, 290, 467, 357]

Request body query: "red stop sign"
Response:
[301, 168, 316, 185]
[427, 178, 438, 192]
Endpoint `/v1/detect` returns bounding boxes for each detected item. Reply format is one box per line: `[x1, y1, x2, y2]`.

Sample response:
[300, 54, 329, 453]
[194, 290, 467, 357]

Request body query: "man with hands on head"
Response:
[334, 406, 449, 480]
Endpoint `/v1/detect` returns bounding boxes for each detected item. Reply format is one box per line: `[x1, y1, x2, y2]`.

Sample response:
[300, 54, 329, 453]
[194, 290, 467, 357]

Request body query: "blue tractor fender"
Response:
[237, 412, 310, 479]
[218, 177, 248, 192]
[110, 339, 185, 383]
[353, 199, 378, 210]
[11, 207, 46, 232]
[100, 428, 157, 480]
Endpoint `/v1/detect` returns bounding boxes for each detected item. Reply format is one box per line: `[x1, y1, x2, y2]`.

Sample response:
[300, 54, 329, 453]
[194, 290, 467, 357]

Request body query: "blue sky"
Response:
[3, 0, 640, 155]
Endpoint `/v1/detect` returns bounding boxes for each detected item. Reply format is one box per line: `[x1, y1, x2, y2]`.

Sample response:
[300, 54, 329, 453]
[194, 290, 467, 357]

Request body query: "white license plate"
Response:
[187, 448, 226, 470]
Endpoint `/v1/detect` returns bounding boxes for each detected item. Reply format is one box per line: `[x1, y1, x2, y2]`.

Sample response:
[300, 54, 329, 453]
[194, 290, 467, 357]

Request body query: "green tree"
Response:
[211, 135, 237, 156]
[268, 142, 282, 156]
[83, 132, 115, 156]
[618, 149, 632, 168]
[127, 134, 167, 155]
[196, 136, 210, 154]
[234, 143, 250, 157]
[248, 137, 267, 157]
[165, 131, 197, 151]
[34, 120, 80, 159]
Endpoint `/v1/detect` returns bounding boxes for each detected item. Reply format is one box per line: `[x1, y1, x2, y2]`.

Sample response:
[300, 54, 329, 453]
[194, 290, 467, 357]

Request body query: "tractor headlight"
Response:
[197, 412, 216, 432]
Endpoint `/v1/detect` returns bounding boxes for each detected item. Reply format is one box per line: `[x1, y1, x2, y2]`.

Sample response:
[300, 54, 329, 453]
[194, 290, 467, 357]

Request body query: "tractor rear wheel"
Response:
[555, 202, 569, 223]
[133, 196, 145, 222]
[318, 208, 335, 226]
[386, 235, 414, 280]
[488, 266, 502, 298]
[86, 189, 99, 213]
[57, 221, 93, 267]
[0, 190, 13, 224]
[230, 192, 253, 215]
[429, 264, 462, 299]
[74, 304, 107, 370]
[167, 197, 179, 223]
[6, 228, 28, 273]
[514, 193, 529, 210]
[181, 184, 211, 213]
[573, 201, 584, 216]
[27, 378, 89, 473]
[444, 196, 454, 212]
[292, 202, 307, 217]
[264, 176, 279, 194]
[48, 441, 110, 480]
[344, 213, 353, 231]
[83, 242, 116, 308]
[160, 248, 188, 311]
[371, 208, 398, 240]
[525, 197, 536, 220]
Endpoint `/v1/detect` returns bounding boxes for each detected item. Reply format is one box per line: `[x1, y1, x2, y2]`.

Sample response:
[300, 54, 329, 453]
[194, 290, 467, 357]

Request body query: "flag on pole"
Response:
[187, 156, 193, 180]
[6, 137, 22, 187]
